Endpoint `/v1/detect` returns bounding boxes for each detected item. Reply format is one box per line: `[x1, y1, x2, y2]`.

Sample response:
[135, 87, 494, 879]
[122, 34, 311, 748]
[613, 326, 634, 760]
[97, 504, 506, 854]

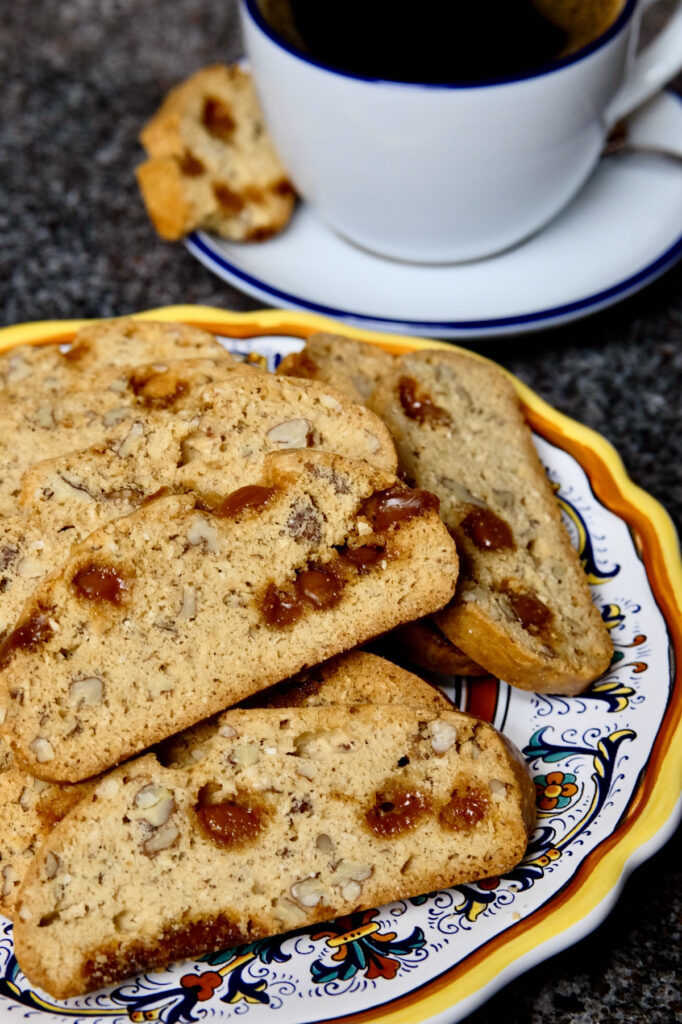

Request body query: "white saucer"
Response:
[186, 90, 682, 339]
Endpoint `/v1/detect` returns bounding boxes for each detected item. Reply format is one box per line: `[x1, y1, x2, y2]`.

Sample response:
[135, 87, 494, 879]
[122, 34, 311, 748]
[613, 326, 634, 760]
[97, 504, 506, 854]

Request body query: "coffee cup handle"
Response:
[607, 0, 682, 124]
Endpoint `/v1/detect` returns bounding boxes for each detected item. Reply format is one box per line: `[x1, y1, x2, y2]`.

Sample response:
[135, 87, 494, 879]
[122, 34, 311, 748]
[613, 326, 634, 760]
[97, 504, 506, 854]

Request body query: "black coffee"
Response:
[258, 0, 623, 84]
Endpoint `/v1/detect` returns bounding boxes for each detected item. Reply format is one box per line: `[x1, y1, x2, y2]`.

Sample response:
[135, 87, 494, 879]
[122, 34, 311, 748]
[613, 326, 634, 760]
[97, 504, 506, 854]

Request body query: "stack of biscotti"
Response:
[0, 321, 539, 1000]
[0, 371, 396, 638]
[0, 319, 245, 514]
[278, 333, 613, 693]
[0, 449, 457, 781]
[11, 654, 535, 998]
[136, 64, 296, 242]
[277, 334, 487, 677]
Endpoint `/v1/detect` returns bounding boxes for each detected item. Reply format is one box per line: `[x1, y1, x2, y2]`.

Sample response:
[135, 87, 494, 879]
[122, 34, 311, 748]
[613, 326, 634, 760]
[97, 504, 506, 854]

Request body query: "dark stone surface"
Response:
[1, 3, 680, 1022]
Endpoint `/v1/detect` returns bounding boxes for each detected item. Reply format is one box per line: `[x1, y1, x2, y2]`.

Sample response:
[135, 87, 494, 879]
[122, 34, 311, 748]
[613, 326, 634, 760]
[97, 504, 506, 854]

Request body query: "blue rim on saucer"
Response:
[186, 224, 682, 336]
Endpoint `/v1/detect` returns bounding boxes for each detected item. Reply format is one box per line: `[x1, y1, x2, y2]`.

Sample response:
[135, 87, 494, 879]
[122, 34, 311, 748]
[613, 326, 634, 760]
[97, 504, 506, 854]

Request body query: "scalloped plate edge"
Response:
[0, 305, 680, 1024]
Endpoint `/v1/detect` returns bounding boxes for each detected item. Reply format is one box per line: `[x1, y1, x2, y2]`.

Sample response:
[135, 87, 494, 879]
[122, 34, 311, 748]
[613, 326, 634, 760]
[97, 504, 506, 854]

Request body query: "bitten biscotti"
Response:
[0, 652, 448, 917]
[0, 450, 457, 781]
[277, 332, 397, 405]
[368, 349, 613, 694]
[137, 64, 295, 242]
[0, 373, 395, 637]
[13, 704, 535, 998]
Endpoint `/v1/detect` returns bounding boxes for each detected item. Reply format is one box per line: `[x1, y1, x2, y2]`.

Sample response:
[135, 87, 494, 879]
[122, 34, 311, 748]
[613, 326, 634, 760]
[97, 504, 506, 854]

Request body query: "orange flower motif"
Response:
[534, 771, 579, 811]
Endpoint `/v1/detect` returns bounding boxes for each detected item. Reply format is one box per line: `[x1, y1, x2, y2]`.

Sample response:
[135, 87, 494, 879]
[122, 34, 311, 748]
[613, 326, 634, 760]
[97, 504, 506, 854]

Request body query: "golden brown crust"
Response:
[434, 599, 608, 694]
[135, 157, 195, 240]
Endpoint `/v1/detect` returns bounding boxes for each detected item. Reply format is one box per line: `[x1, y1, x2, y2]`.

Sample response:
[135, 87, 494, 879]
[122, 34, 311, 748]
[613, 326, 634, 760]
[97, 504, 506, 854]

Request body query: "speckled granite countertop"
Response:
[0, 3, 680, 1022]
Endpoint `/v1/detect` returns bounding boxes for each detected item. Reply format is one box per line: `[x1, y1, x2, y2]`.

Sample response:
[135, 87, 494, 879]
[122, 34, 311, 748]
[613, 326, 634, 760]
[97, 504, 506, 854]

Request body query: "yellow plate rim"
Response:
[0, 305, 680, 1024]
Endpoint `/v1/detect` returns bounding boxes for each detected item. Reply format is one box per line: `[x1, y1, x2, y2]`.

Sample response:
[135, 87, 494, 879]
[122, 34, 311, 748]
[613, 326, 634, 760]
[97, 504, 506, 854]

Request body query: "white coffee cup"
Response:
[239, 0, 682, 263]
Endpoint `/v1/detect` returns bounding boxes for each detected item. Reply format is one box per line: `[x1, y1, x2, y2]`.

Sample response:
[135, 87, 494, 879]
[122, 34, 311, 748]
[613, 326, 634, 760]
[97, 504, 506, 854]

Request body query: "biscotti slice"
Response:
[66, 319, 230, 369]
[137, 64, 295, 242]
[368, 349, 613, 694]
[0, 357, 242, 516]
[277, 332, 397, 405]
[388, 619, 486, 677]
[249, 650, 453, 711]
[20, 371, 396, 515]
[0, 652, 447, 917]
[160, 650, 451, 767]
[0, 450, 457, 781]
[1, 355, 240, 439]
[0, 320, 229, 404]
[0, 652, 446, 918]
[1, 374, 396, 635]
[13, 704, 535, 998]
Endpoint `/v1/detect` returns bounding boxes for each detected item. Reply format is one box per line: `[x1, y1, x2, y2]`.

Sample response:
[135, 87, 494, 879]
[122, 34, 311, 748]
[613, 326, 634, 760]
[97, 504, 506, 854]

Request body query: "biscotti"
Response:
[249, 650, 454, 711]
[0, 356, 244, 515]
[277, 331, 397, 405]
[0, 319, 229, 403]
[389, 619, 486, 677]
[160, 650, 452, 767]
[367, 349, 613, 694]
[0, 450, 457, 781]
[13, 704, 535, 998]
[137, 64, 295, 241]
[0, 373, 396, 637]
[0, 652, 447, 917]
[20, 370, 396, 514]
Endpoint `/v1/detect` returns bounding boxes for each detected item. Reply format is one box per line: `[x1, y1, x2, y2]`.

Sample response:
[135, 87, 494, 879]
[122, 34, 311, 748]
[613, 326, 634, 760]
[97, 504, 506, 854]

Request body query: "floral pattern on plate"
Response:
[0, 321, 678, 1024]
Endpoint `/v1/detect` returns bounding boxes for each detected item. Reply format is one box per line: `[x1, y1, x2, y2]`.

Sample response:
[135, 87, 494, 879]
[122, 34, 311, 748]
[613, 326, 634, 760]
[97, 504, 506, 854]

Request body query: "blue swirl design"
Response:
[554, 493, 620, 584]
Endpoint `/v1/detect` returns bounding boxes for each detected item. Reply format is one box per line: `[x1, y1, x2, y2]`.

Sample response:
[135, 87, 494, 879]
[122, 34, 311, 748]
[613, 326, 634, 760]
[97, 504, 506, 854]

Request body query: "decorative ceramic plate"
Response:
[0, 307, 680, 1024]
[185, 91, 682, 339]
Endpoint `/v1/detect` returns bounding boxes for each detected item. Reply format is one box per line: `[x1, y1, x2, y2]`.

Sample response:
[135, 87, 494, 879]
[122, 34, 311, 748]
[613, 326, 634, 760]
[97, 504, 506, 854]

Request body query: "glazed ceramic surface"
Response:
[0, 308, 680, 1024]
[239, 0, 682, 262]
[186, 91, 682, 338]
